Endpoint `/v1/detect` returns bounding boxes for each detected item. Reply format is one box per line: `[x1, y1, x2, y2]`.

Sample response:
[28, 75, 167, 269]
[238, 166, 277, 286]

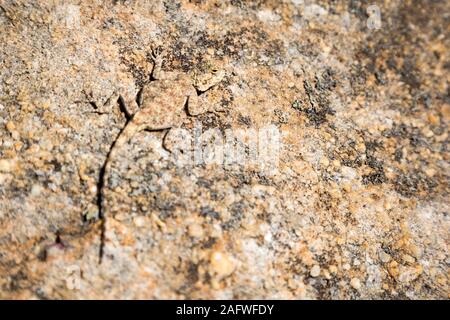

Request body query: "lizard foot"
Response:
[149, 46, 165, 63]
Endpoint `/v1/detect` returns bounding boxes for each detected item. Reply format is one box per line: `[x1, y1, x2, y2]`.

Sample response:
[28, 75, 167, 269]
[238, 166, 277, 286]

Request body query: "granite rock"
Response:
[0, 0, 448, 299]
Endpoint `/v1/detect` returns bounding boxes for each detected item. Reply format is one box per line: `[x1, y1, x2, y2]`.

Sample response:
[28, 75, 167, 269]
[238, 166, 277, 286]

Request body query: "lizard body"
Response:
[98, 49, 225, 263]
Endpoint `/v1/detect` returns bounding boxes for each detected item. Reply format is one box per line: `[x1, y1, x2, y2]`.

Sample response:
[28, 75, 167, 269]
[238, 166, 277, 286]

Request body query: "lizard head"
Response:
[192, 67, 226, 92]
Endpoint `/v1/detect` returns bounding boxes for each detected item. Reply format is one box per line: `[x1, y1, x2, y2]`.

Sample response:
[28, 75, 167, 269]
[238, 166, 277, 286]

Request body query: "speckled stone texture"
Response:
[0, 0, 448, 299]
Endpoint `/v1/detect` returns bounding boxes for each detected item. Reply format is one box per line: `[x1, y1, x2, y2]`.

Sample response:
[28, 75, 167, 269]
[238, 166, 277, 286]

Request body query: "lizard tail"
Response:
[98, 120, 141, 264]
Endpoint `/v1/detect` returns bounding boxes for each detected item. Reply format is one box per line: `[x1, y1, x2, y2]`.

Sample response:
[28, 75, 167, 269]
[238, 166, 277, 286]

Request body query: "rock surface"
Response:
[0, 0, 448, 299]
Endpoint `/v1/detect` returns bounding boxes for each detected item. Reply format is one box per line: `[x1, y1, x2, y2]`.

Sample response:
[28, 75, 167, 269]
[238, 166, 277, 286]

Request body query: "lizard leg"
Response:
[150, 47, 179, 81]
[187, 86, 218, 116]
[186, 88, 200, 116]
[118, 95, 139, 119]
[187, 86, 213, 116]
[162, 128, 177, 153]
[102, 91, 120, 113]
[136, 87, 144, 107]
[163, 127, 193, 168]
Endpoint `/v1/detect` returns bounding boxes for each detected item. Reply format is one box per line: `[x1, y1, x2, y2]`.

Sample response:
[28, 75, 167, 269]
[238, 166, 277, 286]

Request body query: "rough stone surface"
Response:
[0, 0, 448, 299]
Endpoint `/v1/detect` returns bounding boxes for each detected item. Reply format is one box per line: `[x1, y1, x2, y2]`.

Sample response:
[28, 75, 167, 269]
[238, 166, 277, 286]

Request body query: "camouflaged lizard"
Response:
[98, 48, 225, 263]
